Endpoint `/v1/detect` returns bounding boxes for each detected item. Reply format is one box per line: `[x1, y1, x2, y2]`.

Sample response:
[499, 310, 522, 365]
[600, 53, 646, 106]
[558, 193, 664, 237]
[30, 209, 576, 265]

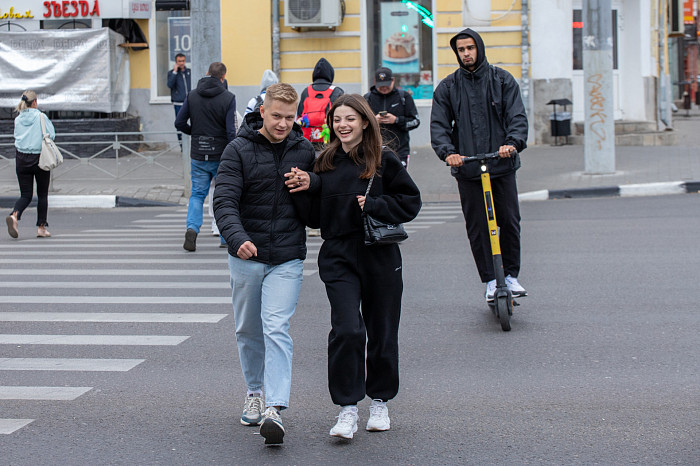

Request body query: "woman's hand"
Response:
[356, 195, 366, 211]
[285, 167, 310, 193]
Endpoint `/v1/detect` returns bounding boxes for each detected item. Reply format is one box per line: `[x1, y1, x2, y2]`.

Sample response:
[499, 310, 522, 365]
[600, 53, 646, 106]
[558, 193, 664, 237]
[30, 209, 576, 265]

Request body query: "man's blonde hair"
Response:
[263, 83, 298, 107]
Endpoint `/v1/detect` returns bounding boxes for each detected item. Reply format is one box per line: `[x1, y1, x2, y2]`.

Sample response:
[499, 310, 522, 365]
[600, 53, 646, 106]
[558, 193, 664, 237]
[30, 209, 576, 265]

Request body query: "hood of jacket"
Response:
[260, 69, 279, 92]
[194, 76, 228, 98]
[450, 28, 487, 72]
[15, 108, 41, 127]
[312, 57, 335, 84]
[239, 110, 306, 146]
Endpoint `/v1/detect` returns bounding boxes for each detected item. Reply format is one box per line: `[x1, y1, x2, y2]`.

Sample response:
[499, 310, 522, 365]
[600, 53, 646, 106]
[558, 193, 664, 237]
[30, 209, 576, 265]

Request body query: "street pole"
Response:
[583, 0, 615, 174]
[184, 0, 221, 197]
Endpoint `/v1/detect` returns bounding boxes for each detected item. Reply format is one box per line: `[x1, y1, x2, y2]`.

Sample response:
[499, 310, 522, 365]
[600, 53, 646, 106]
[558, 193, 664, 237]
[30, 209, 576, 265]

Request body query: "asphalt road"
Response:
[1, 196, 698, 465]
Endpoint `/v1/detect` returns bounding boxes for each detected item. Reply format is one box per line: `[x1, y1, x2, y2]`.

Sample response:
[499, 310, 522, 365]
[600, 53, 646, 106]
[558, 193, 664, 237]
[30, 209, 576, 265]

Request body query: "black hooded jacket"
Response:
[430, 28, 528, 180]
[297, 58, 345, 117]
[213, 112, 316, 265]
[364, 86, 420, 158]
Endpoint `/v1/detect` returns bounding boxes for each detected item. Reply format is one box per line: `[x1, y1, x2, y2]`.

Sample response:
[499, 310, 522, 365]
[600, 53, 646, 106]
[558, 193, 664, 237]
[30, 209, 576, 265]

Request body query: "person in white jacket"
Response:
[6, 90, 55, 239]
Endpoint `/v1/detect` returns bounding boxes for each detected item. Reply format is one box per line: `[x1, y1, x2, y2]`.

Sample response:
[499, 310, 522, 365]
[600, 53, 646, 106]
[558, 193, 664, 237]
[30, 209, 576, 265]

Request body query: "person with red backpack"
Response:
[297, 58, 344, 151]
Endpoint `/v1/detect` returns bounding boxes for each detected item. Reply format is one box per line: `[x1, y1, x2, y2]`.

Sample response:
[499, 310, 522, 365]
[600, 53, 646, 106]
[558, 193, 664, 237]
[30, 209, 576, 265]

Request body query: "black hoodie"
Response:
[213, 112, 317, 265]
[430, 28, 528, 180]
[297, 58, 345, 117]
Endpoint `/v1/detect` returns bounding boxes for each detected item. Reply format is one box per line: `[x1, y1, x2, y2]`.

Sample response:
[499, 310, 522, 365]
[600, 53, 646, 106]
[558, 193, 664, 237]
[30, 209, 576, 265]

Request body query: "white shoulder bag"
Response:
[38, 113, 62, 171]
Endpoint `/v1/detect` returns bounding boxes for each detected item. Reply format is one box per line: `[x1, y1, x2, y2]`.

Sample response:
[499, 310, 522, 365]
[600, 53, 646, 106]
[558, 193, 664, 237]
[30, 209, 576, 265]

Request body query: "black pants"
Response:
[13, 150, 50, 227]
[318, 238, 403, 406]
[457, 171, 520, 282]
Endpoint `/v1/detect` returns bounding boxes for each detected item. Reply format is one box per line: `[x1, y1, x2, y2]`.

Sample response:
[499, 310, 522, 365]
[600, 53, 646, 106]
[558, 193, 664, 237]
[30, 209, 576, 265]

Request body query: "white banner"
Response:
[0, 28, 130, 112]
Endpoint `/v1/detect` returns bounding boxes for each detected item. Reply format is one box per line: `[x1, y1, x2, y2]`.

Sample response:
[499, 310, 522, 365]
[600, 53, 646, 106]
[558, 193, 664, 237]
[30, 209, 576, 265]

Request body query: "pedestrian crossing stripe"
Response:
[0, 335, 190, 346]
[0, 312, 227, 323]
[0, 269, 317, 277]
[0, 358, 145, 371]
[0, 419, 33, 434]
[0, 386, 92, 400]
[0, 296, 232, 304]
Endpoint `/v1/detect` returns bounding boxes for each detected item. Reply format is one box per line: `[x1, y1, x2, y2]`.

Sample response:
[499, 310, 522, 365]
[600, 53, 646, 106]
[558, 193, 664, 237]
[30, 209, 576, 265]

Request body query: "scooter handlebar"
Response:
[444, 151, 518, 166]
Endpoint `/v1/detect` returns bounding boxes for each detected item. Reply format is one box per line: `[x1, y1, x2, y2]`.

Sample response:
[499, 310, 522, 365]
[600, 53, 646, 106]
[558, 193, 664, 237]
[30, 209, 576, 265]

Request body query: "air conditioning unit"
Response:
[285, 0, 343, 28]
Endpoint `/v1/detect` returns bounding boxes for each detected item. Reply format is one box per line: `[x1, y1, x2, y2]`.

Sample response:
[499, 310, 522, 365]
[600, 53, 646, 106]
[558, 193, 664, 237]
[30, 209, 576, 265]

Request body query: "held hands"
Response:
[237, 241, 257, 260]
[285, 167, 310, 193]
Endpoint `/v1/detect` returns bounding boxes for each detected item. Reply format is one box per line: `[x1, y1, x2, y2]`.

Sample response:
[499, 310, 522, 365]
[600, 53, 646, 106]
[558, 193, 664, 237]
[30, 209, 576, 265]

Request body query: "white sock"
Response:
[340, 405, 358, 413]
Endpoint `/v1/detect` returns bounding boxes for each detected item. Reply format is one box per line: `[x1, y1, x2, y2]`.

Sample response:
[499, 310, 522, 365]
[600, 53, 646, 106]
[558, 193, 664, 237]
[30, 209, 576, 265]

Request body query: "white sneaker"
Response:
[366, 399, 390, 432]
[505, 275, 527, 296]
[485, 279, 497, 302]
[329, 406, 358, 439]
[240, 394, 264, 426]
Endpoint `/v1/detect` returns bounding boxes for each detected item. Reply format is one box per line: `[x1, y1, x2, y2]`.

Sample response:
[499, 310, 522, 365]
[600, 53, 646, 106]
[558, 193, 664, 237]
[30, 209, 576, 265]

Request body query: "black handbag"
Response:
[362, 174, 408, 246]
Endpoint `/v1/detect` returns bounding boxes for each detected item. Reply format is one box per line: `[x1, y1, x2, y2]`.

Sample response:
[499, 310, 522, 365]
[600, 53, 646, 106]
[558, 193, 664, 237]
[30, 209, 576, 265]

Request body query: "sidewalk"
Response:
[2, 113, 700, 207]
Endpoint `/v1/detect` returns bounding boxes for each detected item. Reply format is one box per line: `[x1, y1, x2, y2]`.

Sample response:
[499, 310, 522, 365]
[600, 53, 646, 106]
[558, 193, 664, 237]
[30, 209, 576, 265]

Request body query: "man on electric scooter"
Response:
[430, 28, 529, 303]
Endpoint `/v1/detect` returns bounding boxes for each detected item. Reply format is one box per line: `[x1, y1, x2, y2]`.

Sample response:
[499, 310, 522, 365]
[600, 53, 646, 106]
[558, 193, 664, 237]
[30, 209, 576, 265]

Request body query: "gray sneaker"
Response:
[240, 394, 264, 426]
[260, 407, 285, 445]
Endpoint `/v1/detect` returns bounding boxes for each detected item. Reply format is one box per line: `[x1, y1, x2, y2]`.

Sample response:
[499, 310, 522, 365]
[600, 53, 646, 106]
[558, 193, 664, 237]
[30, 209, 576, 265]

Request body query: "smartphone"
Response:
[379, 111, 388, 117]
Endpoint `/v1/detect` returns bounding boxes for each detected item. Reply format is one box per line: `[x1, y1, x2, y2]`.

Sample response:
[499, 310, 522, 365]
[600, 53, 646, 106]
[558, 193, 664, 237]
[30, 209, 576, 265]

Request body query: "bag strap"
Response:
[39, 113, 48, 136]
[364, 174, 375, 197]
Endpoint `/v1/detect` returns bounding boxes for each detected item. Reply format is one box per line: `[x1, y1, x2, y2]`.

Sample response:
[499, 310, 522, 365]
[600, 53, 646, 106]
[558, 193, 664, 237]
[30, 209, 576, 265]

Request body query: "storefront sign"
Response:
[0, 7, 34, 19]
[42, 1, 100, 18]
[0, 28, 130, 112]
[380, 3, 420, 74]
[168, 16, 190, 67]
[0, 0, 150, 19]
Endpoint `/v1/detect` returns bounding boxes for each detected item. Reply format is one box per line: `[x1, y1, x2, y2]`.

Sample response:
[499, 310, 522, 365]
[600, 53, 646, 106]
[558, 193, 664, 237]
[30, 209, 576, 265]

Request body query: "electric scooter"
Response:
[448, 152, 520, 331]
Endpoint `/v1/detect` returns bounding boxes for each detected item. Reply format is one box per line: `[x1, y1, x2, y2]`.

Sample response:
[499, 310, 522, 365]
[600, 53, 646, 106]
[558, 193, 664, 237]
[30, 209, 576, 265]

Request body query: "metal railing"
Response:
[0, 131, 191, 194]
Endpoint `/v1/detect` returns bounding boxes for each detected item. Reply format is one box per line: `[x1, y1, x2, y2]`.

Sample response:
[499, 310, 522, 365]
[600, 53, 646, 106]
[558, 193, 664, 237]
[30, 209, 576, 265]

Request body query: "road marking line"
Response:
[0, 312, 227, 323]
[0, 269, 318, 276]
[0, 419, 34, 434]
[0, 282, 229, 289]
[0, 386, 92, 400]
[0, 250, 226, 256]
[0, 258, 317, 265]
[0, 296, 231, 304]
[0, 335, 190, 346]
[0, 358, 145, 372]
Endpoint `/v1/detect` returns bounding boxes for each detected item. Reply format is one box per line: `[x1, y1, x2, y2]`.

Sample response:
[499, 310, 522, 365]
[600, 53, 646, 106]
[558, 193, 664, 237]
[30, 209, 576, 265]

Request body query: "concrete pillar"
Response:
[583, 0, 615, 174]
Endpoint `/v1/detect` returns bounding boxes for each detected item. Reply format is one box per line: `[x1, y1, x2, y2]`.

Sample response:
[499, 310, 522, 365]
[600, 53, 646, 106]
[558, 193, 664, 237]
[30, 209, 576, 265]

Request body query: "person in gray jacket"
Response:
[430, 28, 529, 303]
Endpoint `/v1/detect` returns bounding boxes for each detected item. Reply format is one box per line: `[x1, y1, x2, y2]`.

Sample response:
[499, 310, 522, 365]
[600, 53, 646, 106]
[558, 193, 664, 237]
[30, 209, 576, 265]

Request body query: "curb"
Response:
[0, 195, 178, 209]
[519, 180, 700, 202]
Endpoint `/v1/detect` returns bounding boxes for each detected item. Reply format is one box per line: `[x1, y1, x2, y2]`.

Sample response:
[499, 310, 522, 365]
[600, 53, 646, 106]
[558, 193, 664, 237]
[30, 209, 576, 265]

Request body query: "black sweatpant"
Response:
[13, 150, 50, 227]
[318, 238, 403, 406]
[457, 171, 521, 283]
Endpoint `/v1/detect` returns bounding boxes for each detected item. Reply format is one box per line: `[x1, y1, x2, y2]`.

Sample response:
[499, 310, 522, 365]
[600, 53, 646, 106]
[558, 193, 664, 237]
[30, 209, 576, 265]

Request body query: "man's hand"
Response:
[445, 153, 463, 167]
[237, 241, 257, 260]
[377, 113, 397, 125]
[498, 145, 516, 158]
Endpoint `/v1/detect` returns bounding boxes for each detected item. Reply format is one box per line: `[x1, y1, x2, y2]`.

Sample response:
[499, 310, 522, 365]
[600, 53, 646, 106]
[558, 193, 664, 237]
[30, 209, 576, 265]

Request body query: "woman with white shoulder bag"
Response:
[6, 90, 55, 239]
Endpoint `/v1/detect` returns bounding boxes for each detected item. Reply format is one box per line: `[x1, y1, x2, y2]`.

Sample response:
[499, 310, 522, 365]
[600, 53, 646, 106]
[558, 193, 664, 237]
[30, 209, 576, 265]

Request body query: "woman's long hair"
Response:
[314, 94, 382, 179]
[15, 90, 36, 114]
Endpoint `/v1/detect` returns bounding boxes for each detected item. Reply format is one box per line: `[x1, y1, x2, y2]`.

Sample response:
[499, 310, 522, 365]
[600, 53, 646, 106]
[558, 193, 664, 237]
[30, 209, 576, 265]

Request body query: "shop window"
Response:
[150, 9, 190, 101]
[572, 9, 618, 70]
[41, 19, 94, 29]
[367, 0, 434, 99]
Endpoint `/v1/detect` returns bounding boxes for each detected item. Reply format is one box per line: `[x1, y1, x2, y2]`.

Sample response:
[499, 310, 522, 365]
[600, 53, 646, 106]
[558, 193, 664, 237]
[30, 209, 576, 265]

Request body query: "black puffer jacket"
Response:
[213, 112, 316, 265]
[430, 28, 528, 180]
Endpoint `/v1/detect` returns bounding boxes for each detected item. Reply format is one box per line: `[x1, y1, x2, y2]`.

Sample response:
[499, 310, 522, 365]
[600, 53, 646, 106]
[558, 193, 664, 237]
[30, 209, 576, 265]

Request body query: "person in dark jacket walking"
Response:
[287, 94, 421, 439]
[430, 28, 529, 303]
[364, 67, 420, 168]
[297, 57, 344, 149]
[175, 61, 237, 252]
[166, 53, 192, 117]
[213, 83, 316, 446]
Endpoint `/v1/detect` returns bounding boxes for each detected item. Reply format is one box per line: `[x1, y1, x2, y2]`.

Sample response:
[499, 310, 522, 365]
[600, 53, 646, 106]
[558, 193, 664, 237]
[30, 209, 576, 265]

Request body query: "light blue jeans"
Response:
[228, 255, 304, 409]
[186, 159, 220, 233]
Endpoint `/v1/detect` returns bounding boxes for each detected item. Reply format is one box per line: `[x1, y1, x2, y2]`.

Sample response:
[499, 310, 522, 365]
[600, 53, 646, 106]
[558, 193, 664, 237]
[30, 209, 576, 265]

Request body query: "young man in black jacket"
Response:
[430, 28, 529, 303]
[175, 62, 237, 252]
[213, 83, 316, 446]
[364, 67, 420, 167]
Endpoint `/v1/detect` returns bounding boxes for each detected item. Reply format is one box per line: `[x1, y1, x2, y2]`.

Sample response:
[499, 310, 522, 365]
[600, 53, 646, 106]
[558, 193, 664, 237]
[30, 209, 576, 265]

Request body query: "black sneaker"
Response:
[183, 228, 197, 252]
[260, 407, 285, 445]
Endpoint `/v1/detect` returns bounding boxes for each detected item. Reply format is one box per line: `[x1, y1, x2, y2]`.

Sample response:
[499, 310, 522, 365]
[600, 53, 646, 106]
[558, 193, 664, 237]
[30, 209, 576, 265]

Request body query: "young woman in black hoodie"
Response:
[286, 94, 421, 439]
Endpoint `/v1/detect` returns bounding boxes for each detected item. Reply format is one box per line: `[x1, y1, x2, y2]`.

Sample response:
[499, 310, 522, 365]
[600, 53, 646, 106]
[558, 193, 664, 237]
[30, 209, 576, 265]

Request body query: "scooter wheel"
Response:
[496, 296, 511, 332]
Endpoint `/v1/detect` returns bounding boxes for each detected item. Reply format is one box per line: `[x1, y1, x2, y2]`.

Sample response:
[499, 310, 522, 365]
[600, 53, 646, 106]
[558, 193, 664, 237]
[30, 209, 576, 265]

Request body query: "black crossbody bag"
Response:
[362, 174, 408, 246]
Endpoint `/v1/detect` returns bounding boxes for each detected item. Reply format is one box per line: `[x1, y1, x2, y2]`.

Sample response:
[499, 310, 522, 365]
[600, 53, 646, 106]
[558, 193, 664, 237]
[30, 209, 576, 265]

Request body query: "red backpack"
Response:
[301, 84, 335, 143]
